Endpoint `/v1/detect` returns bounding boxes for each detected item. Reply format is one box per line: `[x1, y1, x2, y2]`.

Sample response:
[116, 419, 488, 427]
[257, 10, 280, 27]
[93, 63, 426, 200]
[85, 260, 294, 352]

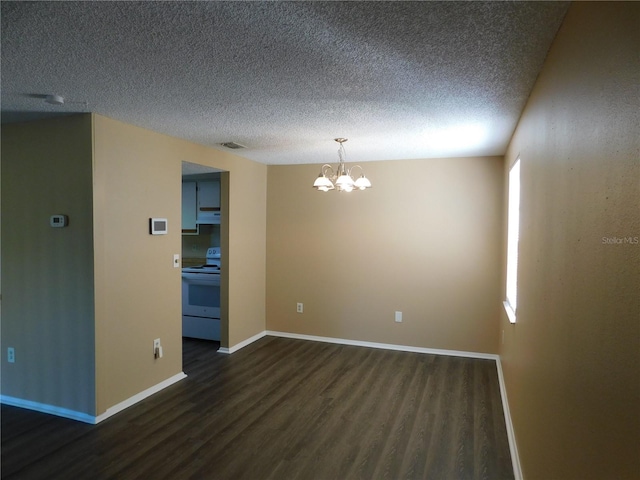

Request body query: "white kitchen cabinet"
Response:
[196, 180, 221, 224]
[181, 181, 198, 234]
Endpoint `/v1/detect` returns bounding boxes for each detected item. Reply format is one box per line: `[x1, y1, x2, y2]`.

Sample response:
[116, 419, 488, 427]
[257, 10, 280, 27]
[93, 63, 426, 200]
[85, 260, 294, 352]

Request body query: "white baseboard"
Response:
[495, 358, 522, 480]
[95, 372, 187, 423]
[265, 330, 499, 360]
[1, 372, 187, 424]
[217, 330, 266, 355]
[0, 395, 96, 424]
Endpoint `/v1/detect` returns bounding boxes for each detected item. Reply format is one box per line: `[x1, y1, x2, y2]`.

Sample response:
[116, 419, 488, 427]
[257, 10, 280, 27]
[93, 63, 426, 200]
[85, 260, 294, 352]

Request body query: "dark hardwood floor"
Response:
[1, 336, 513, 479]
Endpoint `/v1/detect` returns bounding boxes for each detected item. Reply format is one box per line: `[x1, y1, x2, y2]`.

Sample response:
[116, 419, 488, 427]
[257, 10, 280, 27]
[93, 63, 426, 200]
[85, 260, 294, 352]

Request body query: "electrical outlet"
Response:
[297, 303, 304, 313]
[395, 311, 403, 323]
[7, 347, 15, 363]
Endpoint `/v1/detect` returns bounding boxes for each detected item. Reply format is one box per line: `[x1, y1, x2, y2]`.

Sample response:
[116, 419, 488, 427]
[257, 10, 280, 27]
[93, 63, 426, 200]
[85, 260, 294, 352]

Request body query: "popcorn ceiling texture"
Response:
[1, 1, 569, 165]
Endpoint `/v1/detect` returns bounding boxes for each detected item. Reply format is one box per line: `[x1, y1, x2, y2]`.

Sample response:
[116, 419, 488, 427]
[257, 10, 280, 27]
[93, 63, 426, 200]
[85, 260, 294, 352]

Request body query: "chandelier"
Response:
[312, 138, 372, 192]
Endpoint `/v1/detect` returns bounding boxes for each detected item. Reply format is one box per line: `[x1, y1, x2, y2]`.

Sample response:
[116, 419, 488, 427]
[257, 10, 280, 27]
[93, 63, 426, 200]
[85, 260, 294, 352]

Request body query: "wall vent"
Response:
[219, 142, 246, 150]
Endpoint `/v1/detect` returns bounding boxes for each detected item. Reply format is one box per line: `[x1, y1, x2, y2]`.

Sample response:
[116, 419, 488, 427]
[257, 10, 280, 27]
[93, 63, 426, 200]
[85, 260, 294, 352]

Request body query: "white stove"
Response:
[182, 247, 222, 340]
[182, 247, 221, 274]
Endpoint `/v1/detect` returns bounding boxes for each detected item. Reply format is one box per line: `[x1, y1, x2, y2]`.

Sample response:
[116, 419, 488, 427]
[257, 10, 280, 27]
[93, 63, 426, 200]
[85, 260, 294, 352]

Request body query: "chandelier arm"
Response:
[348, 164, 364, 176]
[321, 164, 335, 178]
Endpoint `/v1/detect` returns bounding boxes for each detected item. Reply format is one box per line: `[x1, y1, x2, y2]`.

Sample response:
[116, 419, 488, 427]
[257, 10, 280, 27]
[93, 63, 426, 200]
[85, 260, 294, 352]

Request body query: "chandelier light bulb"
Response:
[335, 173, 354, 188]
[354, 175, 372, 190]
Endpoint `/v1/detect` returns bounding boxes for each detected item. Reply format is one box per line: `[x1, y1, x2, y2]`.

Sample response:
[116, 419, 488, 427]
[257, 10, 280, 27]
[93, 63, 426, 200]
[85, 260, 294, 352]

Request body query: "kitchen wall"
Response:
[266, 156, 504, 354]
[181, 172, 223, 266]
[499, 3, 639, 479]
[1, 114, 96, 416]
[181, 224, 221, 266]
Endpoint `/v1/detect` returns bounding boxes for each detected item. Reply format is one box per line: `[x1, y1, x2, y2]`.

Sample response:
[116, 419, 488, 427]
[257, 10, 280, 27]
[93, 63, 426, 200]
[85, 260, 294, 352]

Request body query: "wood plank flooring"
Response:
[1, 336, 514, 479]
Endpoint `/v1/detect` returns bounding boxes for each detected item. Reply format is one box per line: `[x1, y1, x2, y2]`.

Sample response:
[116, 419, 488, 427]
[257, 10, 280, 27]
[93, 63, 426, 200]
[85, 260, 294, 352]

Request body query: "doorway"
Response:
[181, 161, 229, 353]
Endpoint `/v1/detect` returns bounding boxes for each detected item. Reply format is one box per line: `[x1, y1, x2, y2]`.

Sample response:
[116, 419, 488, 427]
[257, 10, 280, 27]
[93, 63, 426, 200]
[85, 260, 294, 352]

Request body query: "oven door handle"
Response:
[181, 272, 221, 286]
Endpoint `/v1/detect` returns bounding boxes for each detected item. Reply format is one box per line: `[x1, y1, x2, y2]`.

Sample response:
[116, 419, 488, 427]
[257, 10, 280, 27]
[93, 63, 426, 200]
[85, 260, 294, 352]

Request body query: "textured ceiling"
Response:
[1, 1, 569, 165]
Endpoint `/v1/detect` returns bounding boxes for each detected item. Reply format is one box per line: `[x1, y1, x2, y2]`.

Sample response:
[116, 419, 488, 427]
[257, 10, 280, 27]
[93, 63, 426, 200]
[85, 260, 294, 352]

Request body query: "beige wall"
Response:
[224, 163, 267, 346]
[500, 3, 640, 479]
[93, 115, 184, 412]
[267, 156, 503, 354]
[93, 114, 267, 413]
[1, 113, 267, 417]
[1, 115, 96, 415]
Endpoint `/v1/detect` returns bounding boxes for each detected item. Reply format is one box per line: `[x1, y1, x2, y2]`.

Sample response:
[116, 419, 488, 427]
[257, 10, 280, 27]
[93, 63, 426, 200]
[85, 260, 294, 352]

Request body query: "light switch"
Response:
[173, 254, 180, 268]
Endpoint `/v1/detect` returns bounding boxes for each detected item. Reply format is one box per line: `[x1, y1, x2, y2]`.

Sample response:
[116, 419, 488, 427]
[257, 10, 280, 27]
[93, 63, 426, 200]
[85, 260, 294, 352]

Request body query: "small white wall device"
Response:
[50, 214, 68, 228]
[150, 218, 168, 235]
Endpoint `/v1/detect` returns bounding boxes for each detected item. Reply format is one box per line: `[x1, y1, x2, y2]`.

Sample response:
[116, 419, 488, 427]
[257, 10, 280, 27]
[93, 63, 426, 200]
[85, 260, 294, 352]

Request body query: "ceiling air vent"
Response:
[219, 142, 246, 150]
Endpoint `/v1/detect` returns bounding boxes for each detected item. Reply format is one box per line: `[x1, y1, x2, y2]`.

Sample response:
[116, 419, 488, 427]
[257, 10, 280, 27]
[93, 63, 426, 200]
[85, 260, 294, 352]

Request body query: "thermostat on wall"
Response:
[50, 214, 68, 228]
[150, 218, 168, 235]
